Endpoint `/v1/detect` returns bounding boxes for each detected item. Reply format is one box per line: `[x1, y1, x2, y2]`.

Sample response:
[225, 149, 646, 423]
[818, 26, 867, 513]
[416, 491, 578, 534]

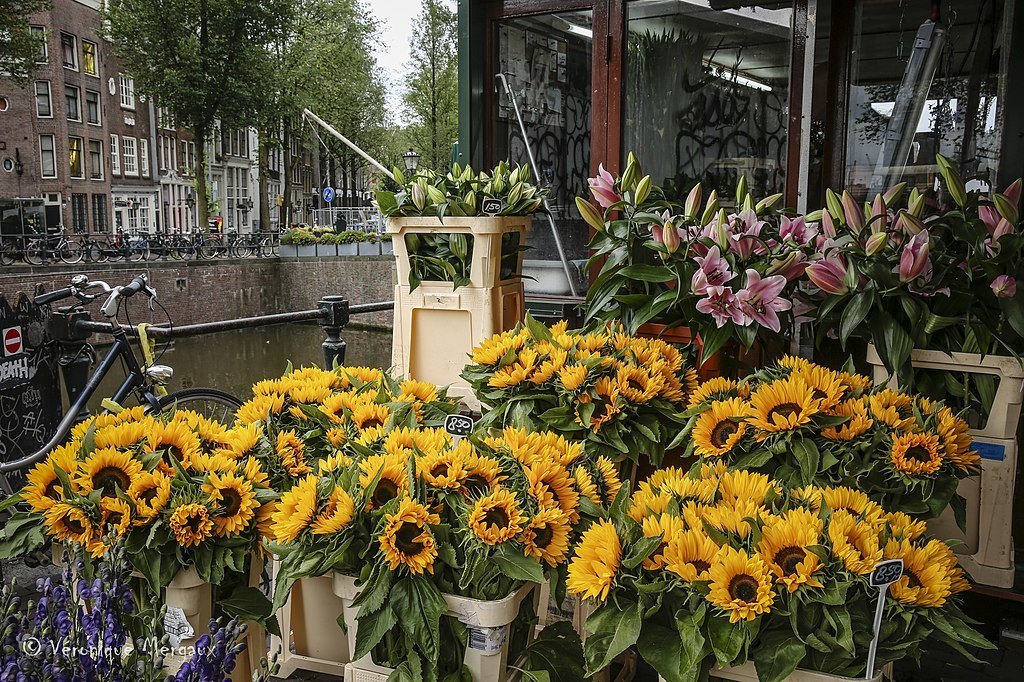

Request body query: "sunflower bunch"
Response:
[462, 314, 698, 464]
[682, 356, 981, 521]
[2, 406, 277, 622]
[233, 364, 460, 491]
[567, 466, 991, 681]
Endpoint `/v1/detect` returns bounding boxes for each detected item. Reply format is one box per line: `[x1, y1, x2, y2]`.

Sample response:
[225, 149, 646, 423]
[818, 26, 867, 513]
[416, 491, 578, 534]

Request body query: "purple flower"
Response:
[691, 245, 734, 294]
[696, 286, 746, 328]
[736, 269, 792, 333]
[898, 230, 932, 283]
[806, 257, 850, 295]
[588, 164, 621, 209]
[992, 275, 1017, 299]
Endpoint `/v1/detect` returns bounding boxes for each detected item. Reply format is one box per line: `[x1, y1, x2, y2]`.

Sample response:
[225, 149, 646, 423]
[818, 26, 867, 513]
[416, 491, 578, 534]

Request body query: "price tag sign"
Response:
[444, 413, 475, 444]
[866, 559, 903, 679]
[482, 198, 504, 216]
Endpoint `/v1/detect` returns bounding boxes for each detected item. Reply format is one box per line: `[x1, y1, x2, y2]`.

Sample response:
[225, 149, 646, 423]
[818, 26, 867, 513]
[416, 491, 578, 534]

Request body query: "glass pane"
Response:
[844, 1, 1005, 201]
[625, 1, 792, 204]
[493, 11, 592, 296]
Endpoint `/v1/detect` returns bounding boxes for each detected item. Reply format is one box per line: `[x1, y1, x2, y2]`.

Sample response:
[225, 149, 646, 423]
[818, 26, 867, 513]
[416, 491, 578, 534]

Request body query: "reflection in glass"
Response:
[625, 1, 792, 204]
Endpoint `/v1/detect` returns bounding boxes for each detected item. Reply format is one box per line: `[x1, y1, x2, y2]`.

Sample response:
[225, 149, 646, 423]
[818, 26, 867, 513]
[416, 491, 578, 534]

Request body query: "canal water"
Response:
[90, 324, 394, 409]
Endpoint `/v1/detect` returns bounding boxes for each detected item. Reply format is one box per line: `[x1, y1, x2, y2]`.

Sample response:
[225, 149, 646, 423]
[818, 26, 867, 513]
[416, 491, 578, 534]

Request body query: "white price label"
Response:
[467, 624, 507, 653]
[164, 607, 195, 648]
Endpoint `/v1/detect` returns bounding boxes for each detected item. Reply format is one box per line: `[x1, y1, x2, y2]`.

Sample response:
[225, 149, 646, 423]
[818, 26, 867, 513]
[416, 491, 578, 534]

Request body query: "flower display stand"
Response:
[269, 560, 350, 677]
[867, 345, 1024, 588]
[657, 662, 884, 682]
[334, 572, 538, 682]
[389, 216, 531, 410]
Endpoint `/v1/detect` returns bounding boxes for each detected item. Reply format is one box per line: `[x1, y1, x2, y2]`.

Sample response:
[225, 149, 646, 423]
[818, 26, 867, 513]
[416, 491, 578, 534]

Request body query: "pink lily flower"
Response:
[588, 164, 621, 209]
[730, 210, 767, 259]
[779, 216, 818, 244]
[691, 245, 735, 295]
[992, 275, 1017, 299]
[806, 257, 850, 295]
[1005, 179, 1022, 206]
[766, 251, 809, 281]
[736, 269, 792, 333]
[980, 205, 1001, 233]
[898, 230, 932, 283]
[696, 286, 746, 328]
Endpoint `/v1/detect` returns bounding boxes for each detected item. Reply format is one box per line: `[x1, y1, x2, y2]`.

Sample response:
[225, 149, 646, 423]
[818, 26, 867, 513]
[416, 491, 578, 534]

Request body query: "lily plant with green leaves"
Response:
[804, 155, 1024, 418]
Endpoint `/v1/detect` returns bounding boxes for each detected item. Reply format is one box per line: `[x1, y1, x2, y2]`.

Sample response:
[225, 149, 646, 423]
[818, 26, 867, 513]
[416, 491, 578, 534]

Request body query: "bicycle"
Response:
[0, 273, 243, 490]
[24, 228, 83, 265]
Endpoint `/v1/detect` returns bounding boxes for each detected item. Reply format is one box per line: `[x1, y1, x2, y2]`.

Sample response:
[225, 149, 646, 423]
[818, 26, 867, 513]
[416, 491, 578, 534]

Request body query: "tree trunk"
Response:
[195, 121, 209, 232]
[258, 129, 270, 233]
[283, 119, 293, 227]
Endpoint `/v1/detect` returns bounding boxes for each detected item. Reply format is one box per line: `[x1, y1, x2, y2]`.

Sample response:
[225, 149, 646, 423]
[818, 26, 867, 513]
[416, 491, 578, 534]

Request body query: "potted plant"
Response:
[278, 228, 299, 258]
[569, 467, 992, 682]
[356, 230, 380, 256]
[315, 233, 338, 258]
[380, 232, 394, 255]
[290, 228, 318, 258]
[337, 230, 359, 256]
[578, 155, 811, 376]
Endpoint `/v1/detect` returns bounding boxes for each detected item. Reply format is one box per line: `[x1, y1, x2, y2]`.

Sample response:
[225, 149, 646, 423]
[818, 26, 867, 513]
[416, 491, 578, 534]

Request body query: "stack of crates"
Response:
[389, 216, 531, 410]
[867, 346, 1024, 588]
[268, 560, 350, 677]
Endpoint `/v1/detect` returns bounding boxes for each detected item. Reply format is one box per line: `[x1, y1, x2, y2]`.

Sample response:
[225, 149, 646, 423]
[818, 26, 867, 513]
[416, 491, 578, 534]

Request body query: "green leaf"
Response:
[752, 631, 806, 682]
[619, 264, 673, 283]
[517, 621, 586, 682]
[492, 543, 546, 584]
[354, 602, 398, 660]
[638, 622, 700, 682]
[391, 575, 448, 664]
[219, 586, 275, 626]
[839, 290, 873, 345]
[708, 613, 747, 667]
[791, 438, 821, 486]
[584, 601, 642, 675]
[622, 535, 663, 570]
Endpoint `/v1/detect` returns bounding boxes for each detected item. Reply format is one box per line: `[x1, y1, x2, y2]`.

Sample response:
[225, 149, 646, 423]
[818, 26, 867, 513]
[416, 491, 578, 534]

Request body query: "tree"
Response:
[105, 0, 292, 231]
[403, 0, 458, 172]
[0, 0, 50, 84]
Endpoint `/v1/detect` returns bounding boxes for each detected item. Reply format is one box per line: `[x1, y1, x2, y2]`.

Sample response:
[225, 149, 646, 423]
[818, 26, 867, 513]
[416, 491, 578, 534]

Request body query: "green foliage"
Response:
[0, 0, 50, 84]
[403, 0, 458, 172]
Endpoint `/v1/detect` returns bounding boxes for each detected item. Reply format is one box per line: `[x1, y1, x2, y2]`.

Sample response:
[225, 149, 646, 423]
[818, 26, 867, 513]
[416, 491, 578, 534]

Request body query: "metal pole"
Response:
[302, 109, 395, 182]
[318, 295, 350, 368]
[496, 73, 579, 298]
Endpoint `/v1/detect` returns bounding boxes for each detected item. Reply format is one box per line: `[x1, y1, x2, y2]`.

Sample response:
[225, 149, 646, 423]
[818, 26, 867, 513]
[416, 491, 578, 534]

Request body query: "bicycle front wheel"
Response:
[59, 242, 84, 264]
[156, 387, 242, 423]
[23, 241, 44, 265]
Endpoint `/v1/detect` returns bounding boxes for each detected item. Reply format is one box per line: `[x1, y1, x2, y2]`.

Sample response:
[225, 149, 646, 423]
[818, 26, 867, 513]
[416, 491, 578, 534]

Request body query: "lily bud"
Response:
[908, 191, 926, 217]
[663, 221, 681, 253]
[1004, 179, 1022, 206]
[994, 193, 1019, 225]
[411, 183, 426, 211]
[701, 191, 720, 226]
[635, 175, 653, 205]
[882, 182, 907, 208]
[870, 194, 887, 232]
[735, 174, 748, 205]
[825, 189, 843, 222]
[865, 231, 888, 256]
[842, 190, 865, 232]
[756, 193, 784, 214]
[821, 210, 837, 239]
[575, 197, 605, 233]
[684, 184, 702, 219]
[806, 258, 850, 296]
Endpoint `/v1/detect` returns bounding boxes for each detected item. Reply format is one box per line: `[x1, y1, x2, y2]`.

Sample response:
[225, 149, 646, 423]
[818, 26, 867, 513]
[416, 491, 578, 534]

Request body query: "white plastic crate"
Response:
[334, 572, 538, 682]
[268, 560, 350, 677]
[867, 345, 1022, 588]
[661, 662, 884, 682]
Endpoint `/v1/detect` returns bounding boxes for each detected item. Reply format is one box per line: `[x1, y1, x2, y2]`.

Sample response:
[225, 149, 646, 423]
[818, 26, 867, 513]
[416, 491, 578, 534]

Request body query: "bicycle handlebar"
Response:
[34, 287, 74, 305]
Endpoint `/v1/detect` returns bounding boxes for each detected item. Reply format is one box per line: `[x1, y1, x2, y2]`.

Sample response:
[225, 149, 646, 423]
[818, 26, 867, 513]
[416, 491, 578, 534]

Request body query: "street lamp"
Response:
[402, 148, 421, 172]
[185, 192, 196, 210]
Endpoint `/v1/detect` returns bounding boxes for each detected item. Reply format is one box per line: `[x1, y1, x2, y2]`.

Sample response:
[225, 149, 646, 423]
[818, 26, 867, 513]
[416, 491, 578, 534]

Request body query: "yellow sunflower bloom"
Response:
[521, 508, 571, 566]
[461, 452, 503, 495]
[628, 486, 671, 522]
[351, 403, 391, 431]
[276, 430, 312, 477]
[777, 355, 812, 373]
[706, 546, 775, 623]
[758, 510, 824, 592]
[319, 451, 354, 474]
[828, 510, 882, 574]
[94, 419, 151, 449]
[236, 393, 286, 425]
[792, 364, 845, 411]
[885, 511, 927, 542]
[526, 459, 580, 522]
[578, 376, 621, 432]
[44, 502, 94, 545]
[717, 470, 777, 506]
[169, 503, 214, 548]
[98, 496, 133, 540]
[703, 500, 766, 540]
[558, 365, 588, 392]
[936, 410, 979, 472]
[397, 379, 439, 404]
[641, 514, 687, 570]
[379, 496, 439, 575]
[748, 376, 820, 434]
[884, 539, 955, 607]
[311, 485, 356, 534]
[687, 377, 740, 408]
[890, 432, 944, 476]
[822, 398, 873, 440]
[272, 475, 319, 543]
[664, 529, 720, 581]
[819, 486, 885, 526]
[574, 466, 604, 507]
[617, 364, 664, 404]
[692, 398, 751, 458]
[203, 471, 258, 537]
[567, 520, 621, 602]
[74, 448, 143, 498]
[417, 445, 468, 491]
[23, 443, 78, 512]
[868, 389, 916, 431]
[358, 453, 408, 510]
[468, 487, 528, 545]
[595, 456, 623, 506]
[128, 470, 172, 523]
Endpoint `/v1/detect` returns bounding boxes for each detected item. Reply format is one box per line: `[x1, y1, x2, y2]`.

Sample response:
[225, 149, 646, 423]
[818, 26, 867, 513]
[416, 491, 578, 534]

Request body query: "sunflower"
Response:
[471, 328, 529, 366]
[884, 539, 955, 607]
[94, 419, 151, 449]
[44, 502, 94, 544]
[338, 365, 384, 386]
[417, 447, 467, 491]
[837, 370, 873, 397]
[461, 452, 503, 494]
[23, 443, 78, 512]
[819, 486, 884, 525]
[202, 471, 258, 537]
[468, 488, 528, 545]
[821, 398, 873, 440]
[641, 514, 687, 570]
[687, 377, 740, 408]
[318, 393, 353, 424]
[574, 466, 604, 507]
[558, 365, 588, 392]
[664, 528, 720, 581]
[936, 410, 979, 472]
[75, 448, 143, 498]
[272, 475, 319, 543]
[397, 379, 439, 404]
[311, 485, 355, 534]
[748, 376, 820, 433]
[526, 459, 580, 521]
[224, 423, 263, 457]
[868, 389, 916, 431]
[236, 393, 286, 425]
[189, 451, 237, 474]
[921, 538, 970, 595]
[777, 355, 812, 373]
[358, 453, 408, 510]
[828, 510, 882, 574]
[628, 486, 671, 522]
[692, 399, 750, 458]
[379, 496, 439, 575]
[758, 510, 823, 592]
[703, 500, 766, 540]
[617, 364, 664, 403]
[327, 427, 348, 448]
[350, 403, 391, 431]
[356, 425, 387, 448]
[169, 503, 214, 547]
[578, 376, 622, 432]
[792, 364, 845, 411]
[651, 469, 717, 506]
[531, 349, 569, 385]
[255, 500, 277, 540]
[98, 496, 133, 539]
[319, 451, 353, 474]
[276, 430, 312, 477]
[717, 470, 777, 506]
[521, 508, 571, 566]
[128, 470, 172, 522]
[706, 546, 775, 623]
[890, 432, 944, 476]
[567, 520, 621, 602]
[287, 382, 333, 407]
[885, 511, 927, 542]
[488, 348, 540, 388]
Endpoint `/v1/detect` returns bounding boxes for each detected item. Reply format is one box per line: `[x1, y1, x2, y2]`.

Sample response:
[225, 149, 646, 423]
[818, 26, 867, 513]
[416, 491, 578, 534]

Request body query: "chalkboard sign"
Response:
[481, 198, 504, 216]
[444, 413, 474, 439]
[869, 559, 904, 588]
[0, 292, 61, 483]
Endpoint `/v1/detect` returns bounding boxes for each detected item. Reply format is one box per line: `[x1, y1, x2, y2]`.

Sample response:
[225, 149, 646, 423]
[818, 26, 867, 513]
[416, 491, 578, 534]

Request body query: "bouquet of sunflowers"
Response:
[462, 315, 698, 465]
[266, 425, 616, 677]
[681, 357, 980, 521]
[568, 465, 991, 682]
[0, 405, 277, 624]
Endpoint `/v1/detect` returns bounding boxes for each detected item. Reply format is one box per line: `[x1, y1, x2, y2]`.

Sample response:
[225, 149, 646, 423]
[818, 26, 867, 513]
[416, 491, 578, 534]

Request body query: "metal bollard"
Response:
[318, 295, 349, 369]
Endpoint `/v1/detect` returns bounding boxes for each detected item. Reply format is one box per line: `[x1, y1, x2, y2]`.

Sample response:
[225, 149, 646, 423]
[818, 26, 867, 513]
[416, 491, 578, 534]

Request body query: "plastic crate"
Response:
[268, 560, 350, 677]
[867, 345, 1022, 588]
[670, 662, 884, 682]
[334, 572, 538, 682]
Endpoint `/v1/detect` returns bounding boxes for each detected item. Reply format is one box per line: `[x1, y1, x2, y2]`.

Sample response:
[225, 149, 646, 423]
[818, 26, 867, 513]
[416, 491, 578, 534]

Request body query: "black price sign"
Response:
[869, 559, 904, 588]
[444, 414, 475, 438]
[482, 198, 504, 216]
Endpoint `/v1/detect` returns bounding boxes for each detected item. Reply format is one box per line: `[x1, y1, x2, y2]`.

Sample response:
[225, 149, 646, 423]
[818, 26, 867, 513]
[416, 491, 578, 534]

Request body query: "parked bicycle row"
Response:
[0, 230, 281, 265]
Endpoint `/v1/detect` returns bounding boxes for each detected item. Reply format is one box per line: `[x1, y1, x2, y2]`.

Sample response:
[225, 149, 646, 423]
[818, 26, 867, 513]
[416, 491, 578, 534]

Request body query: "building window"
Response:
[180, 140, 195, 172]
[34, 81, 51, 118]
[65, 85, 81, 121]
[82, 41, 98, 76]
[85, 89, 100, 124]
[110, 134, 120, 175]
[60, 33, 77, 70]
[92, 194, 107, 232]
[88, 140, 103, 180]
[71, 194, 88, 233]
[138, 196, 151, 231]
[119, 74, 135, 109]
[140, 139, 150, 177]
[122, 136, 137, 176]
[69, 137, 84, 178]
[30, 26, 47, 63]
[39, 135, 56, 178]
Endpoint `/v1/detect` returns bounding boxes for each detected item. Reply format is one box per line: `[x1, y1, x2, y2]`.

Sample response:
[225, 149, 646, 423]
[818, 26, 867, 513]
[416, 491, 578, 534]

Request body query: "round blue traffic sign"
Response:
[322, 187, 335, 203]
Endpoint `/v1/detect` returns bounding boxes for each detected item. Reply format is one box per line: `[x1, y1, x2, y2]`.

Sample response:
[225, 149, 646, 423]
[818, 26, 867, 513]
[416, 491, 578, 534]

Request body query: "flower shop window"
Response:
[624, 0, 793, 204]
[492, 10, 593, 296]
[842, 0, 1008, 202]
